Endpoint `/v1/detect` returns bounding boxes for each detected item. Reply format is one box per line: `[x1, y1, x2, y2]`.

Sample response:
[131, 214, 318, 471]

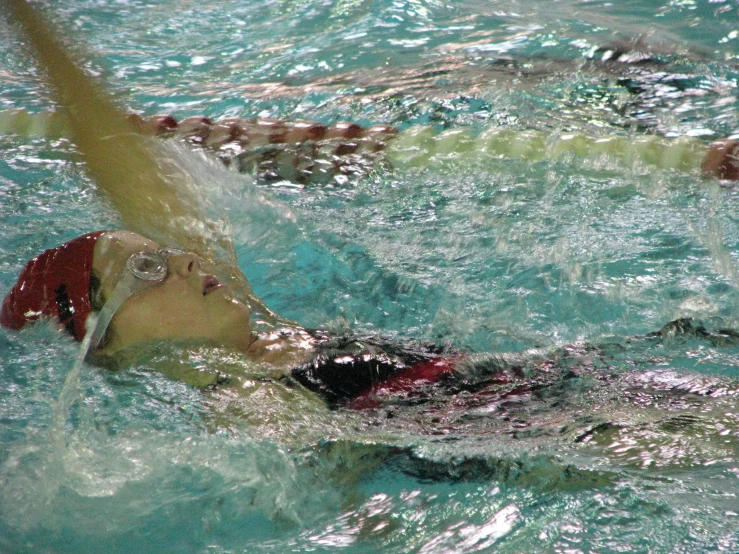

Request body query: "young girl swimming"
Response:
[1, 0, 478, 410]
[3, 0, 738, 414]
[1, 226, 467, 407]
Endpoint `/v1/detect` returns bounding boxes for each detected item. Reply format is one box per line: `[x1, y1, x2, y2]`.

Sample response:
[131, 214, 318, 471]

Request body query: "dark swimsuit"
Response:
[290, 331, 463, 409]
[287, 318, 739, 416]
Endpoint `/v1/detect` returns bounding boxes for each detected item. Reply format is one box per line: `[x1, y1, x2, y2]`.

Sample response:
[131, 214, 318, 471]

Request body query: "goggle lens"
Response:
[126, 248, 185, 281]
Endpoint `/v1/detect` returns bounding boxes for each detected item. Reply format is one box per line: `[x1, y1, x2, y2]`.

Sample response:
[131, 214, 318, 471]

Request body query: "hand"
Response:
[701, 139, 739, 181]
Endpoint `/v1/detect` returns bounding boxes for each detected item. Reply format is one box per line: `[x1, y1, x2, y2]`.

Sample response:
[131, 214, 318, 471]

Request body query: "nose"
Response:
[168, 252, 200, 279]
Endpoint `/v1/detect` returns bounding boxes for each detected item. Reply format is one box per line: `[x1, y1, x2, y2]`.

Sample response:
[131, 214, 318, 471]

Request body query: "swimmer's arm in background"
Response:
[701, 140, 739, 181]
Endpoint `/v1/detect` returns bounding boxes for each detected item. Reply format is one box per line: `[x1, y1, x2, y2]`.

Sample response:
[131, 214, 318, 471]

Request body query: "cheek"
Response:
[108, 284, 251, 348]
[112, 287, 208, 340]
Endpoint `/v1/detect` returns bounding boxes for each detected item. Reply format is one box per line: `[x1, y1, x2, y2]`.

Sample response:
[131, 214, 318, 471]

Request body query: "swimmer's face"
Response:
[92, 231, 252, 351]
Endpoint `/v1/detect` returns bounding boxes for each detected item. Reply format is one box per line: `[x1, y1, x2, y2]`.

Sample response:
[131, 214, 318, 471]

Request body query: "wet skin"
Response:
[91, 231, 317, 366]
[92, 231, 254, 353]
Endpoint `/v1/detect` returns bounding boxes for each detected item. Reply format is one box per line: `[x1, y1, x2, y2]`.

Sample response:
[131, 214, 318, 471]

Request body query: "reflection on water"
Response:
[2, 0, 739, 552]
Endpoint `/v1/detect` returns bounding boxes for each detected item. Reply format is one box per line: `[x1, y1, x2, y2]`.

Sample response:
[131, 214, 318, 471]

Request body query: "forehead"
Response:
[92, 231, 159, 292]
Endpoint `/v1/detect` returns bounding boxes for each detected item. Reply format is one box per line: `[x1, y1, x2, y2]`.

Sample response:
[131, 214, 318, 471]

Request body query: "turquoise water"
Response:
[2, 0, 739, 552]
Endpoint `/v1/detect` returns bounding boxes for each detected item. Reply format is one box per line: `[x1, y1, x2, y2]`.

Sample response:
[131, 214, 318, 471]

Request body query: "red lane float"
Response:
[2, 109, 737, 183]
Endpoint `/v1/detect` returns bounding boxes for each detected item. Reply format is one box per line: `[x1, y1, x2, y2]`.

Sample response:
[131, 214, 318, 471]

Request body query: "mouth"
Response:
[202, 274, 224, 296]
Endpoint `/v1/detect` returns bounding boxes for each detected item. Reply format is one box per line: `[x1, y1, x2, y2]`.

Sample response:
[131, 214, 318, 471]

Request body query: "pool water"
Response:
[2, 0, 739, 552]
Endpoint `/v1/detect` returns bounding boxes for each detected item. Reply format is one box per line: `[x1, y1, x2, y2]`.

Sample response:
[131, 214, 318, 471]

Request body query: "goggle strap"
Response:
[81, 247, 183, 356]
[84, 274, 149, 354]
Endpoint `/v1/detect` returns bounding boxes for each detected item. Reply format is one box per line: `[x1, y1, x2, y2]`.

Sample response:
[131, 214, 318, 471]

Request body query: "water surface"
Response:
[1, 0, 739, 552]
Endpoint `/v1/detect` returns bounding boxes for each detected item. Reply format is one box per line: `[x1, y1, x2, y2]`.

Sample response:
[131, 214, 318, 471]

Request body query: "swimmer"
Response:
[0, 0, 476, 412]
[2, 0, 738, 415]
[1, 229, 464, 410]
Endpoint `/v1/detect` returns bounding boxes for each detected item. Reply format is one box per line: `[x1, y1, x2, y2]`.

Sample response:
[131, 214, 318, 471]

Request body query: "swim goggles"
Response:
[84, 247, 185, 353]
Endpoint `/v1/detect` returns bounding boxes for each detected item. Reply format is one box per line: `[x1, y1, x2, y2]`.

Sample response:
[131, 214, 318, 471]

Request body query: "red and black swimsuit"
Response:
[290, 331, 463, 409]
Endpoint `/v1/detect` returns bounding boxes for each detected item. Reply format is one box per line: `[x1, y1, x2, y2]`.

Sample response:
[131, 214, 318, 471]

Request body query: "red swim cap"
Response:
[1, 231, 106, 341]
